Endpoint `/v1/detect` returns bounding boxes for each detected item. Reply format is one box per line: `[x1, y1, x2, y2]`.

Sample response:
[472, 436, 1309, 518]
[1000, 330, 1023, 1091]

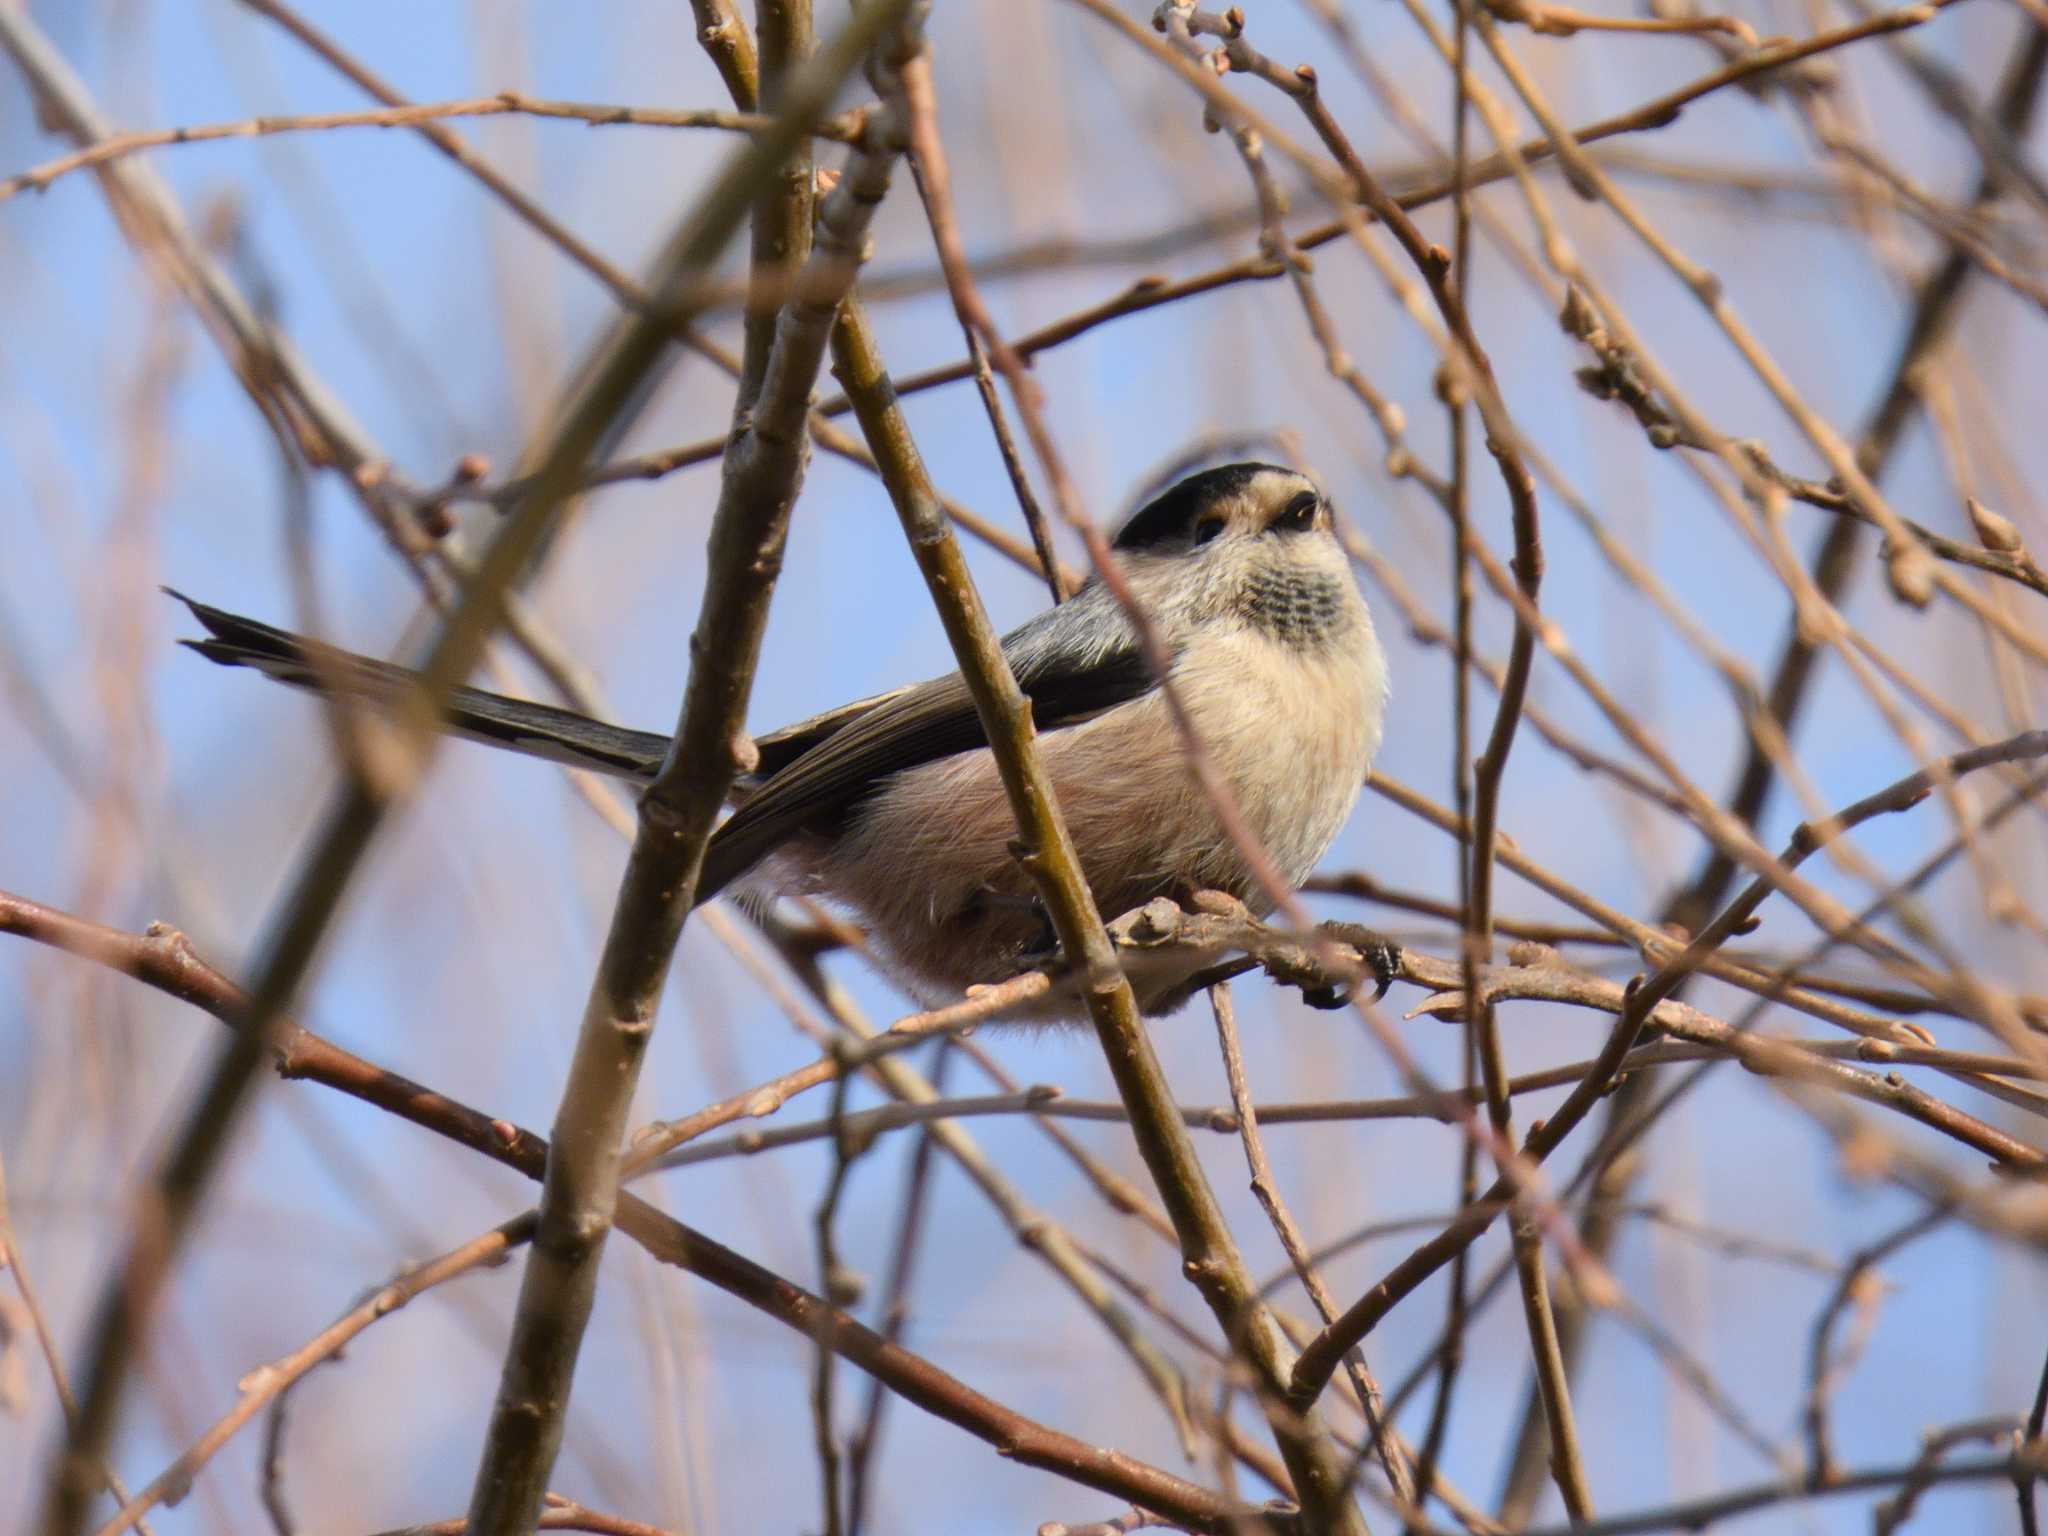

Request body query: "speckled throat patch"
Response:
[1236, 568, 1348, 645]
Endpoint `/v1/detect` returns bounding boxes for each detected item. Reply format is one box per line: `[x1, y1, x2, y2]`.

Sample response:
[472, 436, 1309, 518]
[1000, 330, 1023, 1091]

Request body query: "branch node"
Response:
[1967, 497, 2024, 554]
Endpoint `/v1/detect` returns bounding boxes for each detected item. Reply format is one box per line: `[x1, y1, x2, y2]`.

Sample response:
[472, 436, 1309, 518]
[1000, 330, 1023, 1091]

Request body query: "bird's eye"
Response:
[1192, 517, 1226, 546]
[1274, 491, 1321, 532]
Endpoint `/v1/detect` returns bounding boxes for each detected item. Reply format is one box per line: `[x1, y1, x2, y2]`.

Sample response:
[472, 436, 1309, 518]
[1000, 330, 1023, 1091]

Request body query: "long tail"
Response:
[169, 590, 671, 782]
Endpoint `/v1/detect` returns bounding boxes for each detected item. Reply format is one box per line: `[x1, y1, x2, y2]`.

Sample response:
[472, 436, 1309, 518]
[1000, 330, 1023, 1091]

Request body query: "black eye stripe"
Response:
[1193, 519, 1225, 545]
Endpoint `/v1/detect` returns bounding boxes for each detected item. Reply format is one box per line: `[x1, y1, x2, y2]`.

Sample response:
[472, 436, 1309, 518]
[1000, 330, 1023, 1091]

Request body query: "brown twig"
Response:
[724, 907, 1202, 1453]
[1873, 1417, 2032, 1535]
[845, 1040, 952, 1536]
[458, 7, 920, 1527]
[0, 1151, 153, 1531]
[1164, 6, 1583, 1498]
[232, 0, 644, 311]
[0, 891, 1272, 1533]
[2022, 1341, 2048, 1536]
[0, 95, 869, 206]
[369, 1490, 693, 1534]
[445, 1, 1977, 517]
[1408, 0, 1482, 1510]
[1394, 1447, 2047, 1536]
[1484, 0, 1756, 40]
[92, 1219, 533, 1536]
[7, 5, 843, 1519]
[1486, 27, 2048, 1486]
[1105, 897, 2045, 1168]
[1292, 732, 2048, 1406]
[1211, 984, 1415, 1508]
[880, 36, 1371, 1533]
[1802, 1205, 1951, 1483]
[810, 1052, 860, 1536]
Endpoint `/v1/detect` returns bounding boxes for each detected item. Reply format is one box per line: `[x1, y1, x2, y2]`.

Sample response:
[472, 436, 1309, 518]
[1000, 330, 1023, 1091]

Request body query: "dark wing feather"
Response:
[698, 633, 1158, 900]
[750, 684, 918, 778]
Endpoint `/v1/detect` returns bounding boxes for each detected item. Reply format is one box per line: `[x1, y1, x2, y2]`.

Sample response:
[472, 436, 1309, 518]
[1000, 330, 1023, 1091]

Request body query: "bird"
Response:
[173, 462, 1390, 1022]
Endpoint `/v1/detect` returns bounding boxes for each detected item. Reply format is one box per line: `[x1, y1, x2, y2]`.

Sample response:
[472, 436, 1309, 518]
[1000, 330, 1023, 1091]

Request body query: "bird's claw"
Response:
[1016, 897, 1060, 965]
[1360, 936, 1400, 1001]
[1304, 925, 1401, 1007]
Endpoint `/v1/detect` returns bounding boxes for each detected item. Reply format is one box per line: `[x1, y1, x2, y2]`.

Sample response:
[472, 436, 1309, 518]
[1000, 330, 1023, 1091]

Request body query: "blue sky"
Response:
[2, 0, 2044, 1530]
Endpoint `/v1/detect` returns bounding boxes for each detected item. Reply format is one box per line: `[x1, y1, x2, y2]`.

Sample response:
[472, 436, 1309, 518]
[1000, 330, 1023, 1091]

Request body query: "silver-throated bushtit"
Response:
[175, 462, 1389, 1021]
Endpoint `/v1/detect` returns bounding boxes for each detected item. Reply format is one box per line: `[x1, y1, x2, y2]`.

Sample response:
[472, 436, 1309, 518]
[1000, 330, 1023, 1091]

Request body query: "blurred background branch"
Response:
[2, 0, 2046, 1531]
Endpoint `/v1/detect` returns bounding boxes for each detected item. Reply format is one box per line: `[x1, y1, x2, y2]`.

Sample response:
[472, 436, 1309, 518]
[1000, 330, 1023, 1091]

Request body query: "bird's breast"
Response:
[1169, 616, 1386, 894]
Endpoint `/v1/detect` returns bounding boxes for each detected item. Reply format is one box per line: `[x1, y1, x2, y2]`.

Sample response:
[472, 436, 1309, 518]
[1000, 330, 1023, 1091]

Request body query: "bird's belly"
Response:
[818, 627, 1381, 1014]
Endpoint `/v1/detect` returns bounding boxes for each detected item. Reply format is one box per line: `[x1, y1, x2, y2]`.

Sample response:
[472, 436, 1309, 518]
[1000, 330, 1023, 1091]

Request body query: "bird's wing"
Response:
[698, 618, 1159, 900]
[749, 685, 919, 778]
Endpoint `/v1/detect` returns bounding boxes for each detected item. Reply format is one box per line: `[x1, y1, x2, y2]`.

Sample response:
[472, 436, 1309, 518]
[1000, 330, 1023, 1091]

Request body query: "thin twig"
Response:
[881, 39, 1371, 1533]
[0, 889, 1271, 1533]
[0, 1151, 154, 1532]
[0, 94, 868, 205]
[459, 7, 921, 1526]
[1291, 733, 2048, 1405]
[846, 1040, 953, 1536]
[1211, 984, 1416, 1509]
[1802, 1205, 1952, 1483]
[91, 1220, 534, 1536]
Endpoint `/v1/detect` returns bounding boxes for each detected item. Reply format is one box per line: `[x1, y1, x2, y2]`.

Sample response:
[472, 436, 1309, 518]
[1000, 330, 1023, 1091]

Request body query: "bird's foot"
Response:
[971, 886, 1061, 965]
[1303, 925, 1401, 1008]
